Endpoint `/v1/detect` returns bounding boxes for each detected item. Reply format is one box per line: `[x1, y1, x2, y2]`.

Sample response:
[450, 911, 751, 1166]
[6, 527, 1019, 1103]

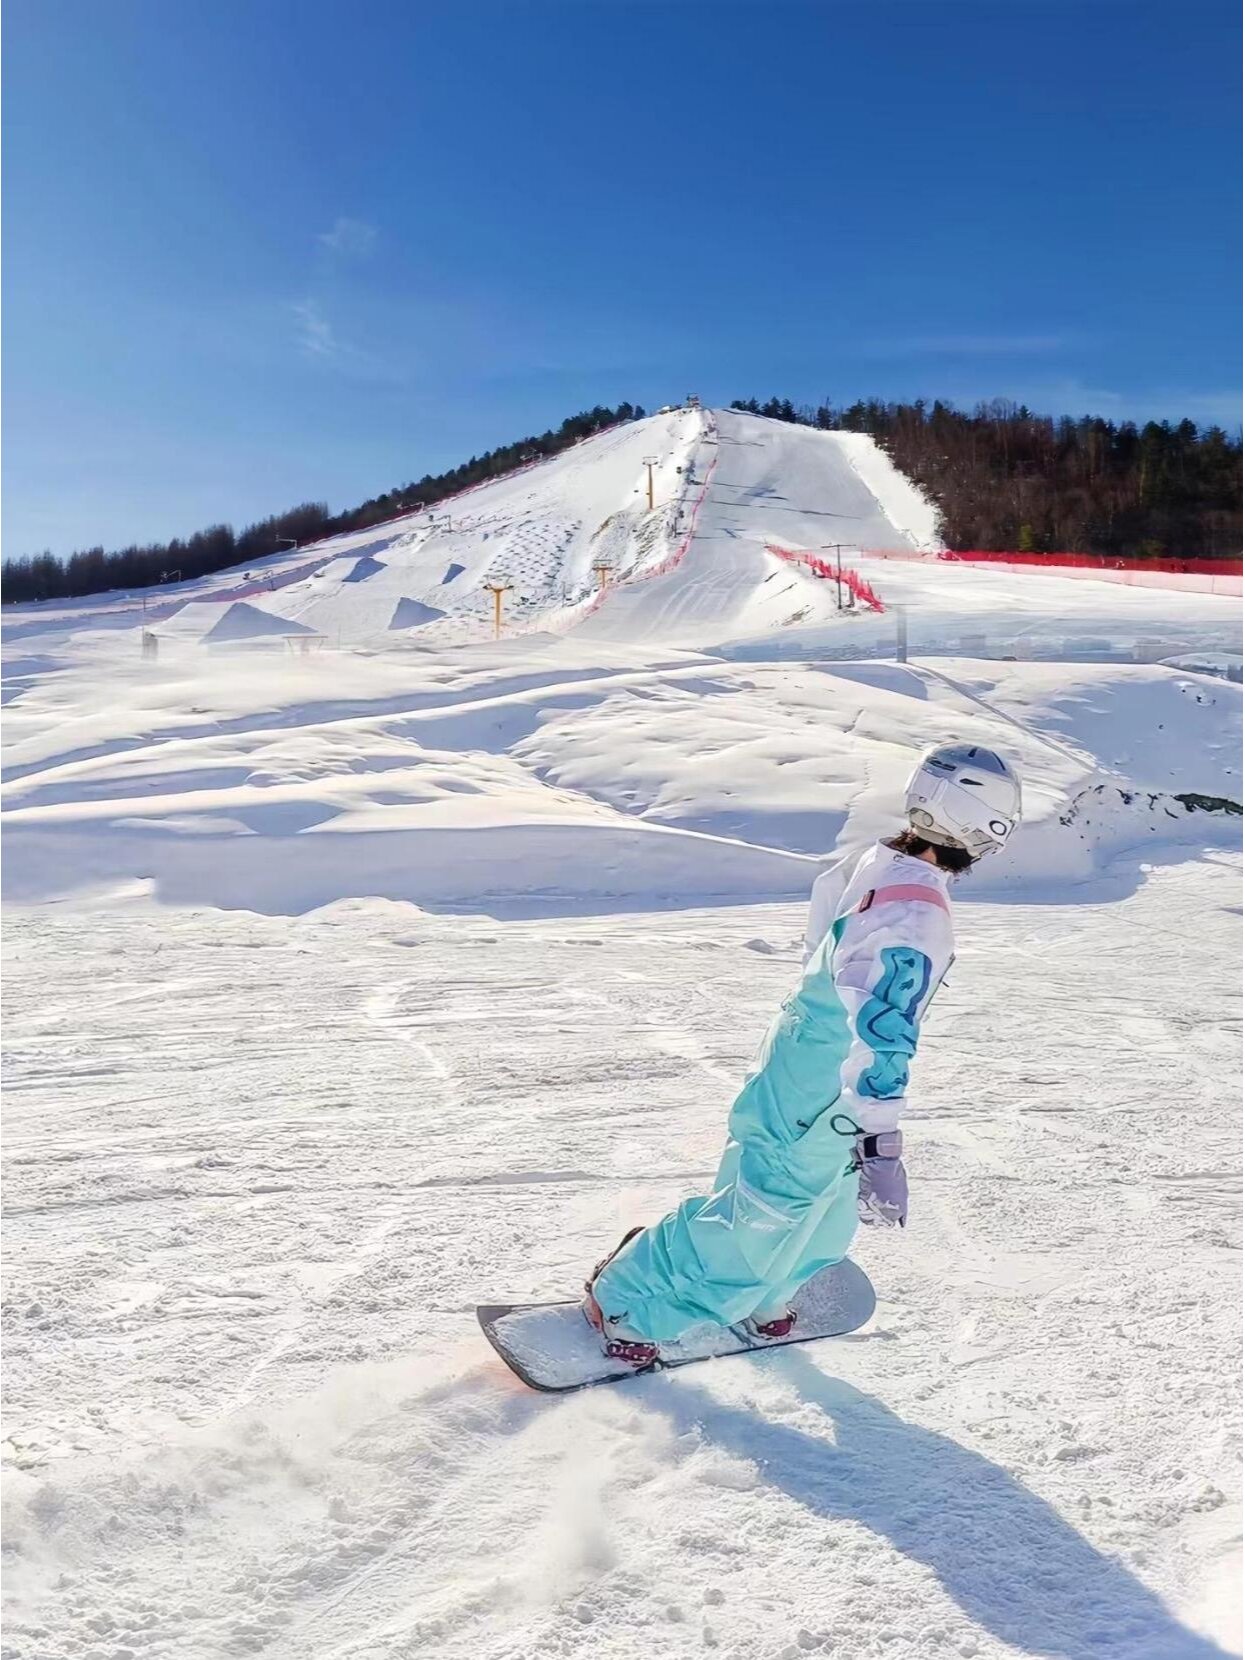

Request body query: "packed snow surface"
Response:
[2, 407, 1240, 1660]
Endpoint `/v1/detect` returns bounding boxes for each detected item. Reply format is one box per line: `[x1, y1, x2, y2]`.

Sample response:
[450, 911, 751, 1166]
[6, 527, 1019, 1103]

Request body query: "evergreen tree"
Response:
[725, 394, 1241, 558]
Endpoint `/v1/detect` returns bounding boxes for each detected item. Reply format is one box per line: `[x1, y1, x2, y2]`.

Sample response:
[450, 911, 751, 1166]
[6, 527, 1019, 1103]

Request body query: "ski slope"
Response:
[573, 411, 936, 641]
[3, 408, 704, 651]
[2, 409, 1241, 1660]
[6, 407, 1238, 661]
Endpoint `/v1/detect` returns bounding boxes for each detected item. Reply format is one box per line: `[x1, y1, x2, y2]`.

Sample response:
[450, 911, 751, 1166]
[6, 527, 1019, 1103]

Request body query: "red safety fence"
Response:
[652, 443, 720, 576]
[766, 543, 886, 612]
[844, 569, 885, 610]
[938, 550, 1242, 577]
[787, 544, 1240, 597]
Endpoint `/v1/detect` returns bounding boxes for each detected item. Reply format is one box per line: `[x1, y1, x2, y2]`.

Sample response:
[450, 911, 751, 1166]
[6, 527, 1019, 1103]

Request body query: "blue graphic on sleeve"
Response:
[858, 946, 932, 1100]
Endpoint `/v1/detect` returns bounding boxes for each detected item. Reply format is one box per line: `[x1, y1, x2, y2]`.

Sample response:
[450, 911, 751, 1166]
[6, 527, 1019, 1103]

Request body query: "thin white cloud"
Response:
[1030, 379, 1241, 427]
[292, 298, 336, 357]
[317, 217, 377, 257]
[288, 297, 415, 385]
[939, 376, 1242, 428]
[859, 333, 1081, 358]
[1156, 389, 1242, 427]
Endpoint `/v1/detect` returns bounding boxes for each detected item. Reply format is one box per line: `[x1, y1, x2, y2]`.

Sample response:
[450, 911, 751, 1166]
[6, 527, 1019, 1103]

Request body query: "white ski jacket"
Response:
[801, 841, 955, 1133]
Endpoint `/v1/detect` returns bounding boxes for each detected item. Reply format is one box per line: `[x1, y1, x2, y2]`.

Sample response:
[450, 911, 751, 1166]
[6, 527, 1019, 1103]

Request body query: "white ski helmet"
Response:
[904, 743, 1021, 858]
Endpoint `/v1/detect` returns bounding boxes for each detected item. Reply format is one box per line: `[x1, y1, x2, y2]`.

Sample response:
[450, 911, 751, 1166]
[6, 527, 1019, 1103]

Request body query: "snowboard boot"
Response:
[582, 1226, 660, 1368]
[745, 1304, 797, 1341]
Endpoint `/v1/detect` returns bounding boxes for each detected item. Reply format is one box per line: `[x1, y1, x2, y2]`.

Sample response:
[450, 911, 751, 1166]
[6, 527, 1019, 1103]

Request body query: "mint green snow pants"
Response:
[592, 929, 863, 1344]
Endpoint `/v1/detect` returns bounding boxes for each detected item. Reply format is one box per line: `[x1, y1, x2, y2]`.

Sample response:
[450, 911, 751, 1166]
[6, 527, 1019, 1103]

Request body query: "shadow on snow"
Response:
[645, 1350, 1230, 1660]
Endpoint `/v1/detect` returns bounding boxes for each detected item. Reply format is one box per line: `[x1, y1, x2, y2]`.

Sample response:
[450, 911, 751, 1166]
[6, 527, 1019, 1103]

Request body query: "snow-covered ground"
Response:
[4, 640, 1239, 914]
[2, 409, 1241, 1660]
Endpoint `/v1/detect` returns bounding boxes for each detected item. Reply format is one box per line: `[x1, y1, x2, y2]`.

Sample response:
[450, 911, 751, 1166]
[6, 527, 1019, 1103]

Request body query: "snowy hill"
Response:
[9, 407, 1237, 659]
[2, 402, 1238, 915]
[2, 408, 1241, 1660]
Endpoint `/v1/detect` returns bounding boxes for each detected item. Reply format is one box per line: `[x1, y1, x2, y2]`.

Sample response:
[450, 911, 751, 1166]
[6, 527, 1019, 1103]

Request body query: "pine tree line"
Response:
[729, 396, 1241, 559]
[2, 402, 644, 604]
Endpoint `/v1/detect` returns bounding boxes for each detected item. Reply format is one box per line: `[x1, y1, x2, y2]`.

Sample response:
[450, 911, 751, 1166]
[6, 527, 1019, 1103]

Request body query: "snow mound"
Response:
[3, 642, 1238, 915]
[344, 554, 386, 583]
[150, 599, 238, 639]
[202, 601, 317, 643]
[389, 597, 446, 631]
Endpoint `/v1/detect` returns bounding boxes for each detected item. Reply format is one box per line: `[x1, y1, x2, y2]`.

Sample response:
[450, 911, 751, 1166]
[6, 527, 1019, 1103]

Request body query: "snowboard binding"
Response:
[746, 1308, 798, 1340]
[582, 1226, 660, 1368]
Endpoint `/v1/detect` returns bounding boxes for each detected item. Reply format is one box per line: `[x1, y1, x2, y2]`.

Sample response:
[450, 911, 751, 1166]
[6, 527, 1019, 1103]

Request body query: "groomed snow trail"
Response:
[574, 409, 926, 642]
[3, 853, 1240, 1660]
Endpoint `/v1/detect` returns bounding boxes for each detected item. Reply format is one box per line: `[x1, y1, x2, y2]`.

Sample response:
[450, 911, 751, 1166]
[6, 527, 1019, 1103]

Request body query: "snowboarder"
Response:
[583, 743, 1023, 1366]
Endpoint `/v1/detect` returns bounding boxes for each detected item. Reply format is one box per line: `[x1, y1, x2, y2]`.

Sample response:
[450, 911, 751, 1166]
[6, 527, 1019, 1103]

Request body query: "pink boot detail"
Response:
[583, 1229, 660, 1368]
[748, 1308, 797, 1340]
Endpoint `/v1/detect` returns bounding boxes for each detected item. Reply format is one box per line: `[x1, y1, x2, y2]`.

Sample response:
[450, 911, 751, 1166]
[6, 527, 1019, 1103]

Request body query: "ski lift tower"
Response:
[482, 573, 514, 639]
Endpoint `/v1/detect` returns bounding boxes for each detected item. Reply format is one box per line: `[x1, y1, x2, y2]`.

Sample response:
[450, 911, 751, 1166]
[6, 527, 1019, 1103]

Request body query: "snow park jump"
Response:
[3, 9, 1242, 1652]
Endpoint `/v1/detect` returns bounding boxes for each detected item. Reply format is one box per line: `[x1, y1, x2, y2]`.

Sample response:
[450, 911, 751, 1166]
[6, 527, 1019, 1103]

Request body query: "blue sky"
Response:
[4, 0, 1240, 557]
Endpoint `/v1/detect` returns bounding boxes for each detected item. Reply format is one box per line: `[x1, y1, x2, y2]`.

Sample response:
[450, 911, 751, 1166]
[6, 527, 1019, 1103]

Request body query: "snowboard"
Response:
[478, 1258, 876, 1392]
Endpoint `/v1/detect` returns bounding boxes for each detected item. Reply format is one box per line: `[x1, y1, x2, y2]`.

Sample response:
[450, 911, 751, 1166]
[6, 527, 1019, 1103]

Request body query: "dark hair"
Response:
[887, 829, 976, 875]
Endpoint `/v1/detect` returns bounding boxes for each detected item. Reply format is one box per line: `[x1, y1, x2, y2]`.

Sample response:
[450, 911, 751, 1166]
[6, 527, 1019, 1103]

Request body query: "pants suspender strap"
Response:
[857, 885, 950, 915]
